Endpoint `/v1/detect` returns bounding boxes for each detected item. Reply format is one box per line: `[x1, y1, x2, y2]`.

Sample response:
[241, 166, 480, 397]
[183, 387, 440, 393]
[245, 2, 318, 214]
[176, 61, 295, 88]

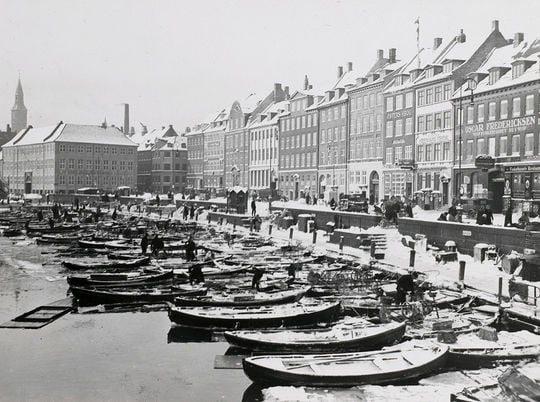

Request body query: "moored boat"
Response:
[168, 300, 341, 329]
[62, 256, 150, 271]
[67, 269, 174, 287]
[242, 341, 448, 387]
[224, 318, 406, 353]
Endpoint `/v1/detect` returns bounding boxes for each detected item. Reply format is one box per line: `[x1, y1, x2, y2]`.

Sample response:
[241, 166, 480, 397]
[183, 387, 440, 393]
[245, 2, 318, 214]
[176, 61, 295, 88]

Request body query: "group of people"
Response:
[181, 204, 196, 220]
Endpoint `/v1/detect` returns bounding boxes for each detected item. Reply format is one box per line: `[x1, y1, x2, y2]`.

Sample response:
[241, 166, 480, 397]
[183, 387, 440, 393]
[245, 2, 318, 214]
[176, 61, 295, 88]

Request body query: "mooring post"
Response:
[339, 236, 344, 252]
[409, 249, 416, 268]
[233, 221, 236, 231]
[289, 227, 293, 240]
[458, 260, 466, 288]
[370, 242, 376, 257]
[312, 230, 317, 244]
[498, 276, 503, 306]
[269, 224, 273, 236]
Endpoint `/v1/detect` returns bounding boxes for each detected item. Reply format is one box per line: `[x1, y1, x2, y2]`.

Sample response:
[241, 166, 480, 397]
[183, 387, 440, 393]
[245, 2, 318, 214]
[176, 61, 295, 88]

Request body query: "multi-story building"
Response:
[348, 50, 399, 203]
[203, 109, 228, 194]
[186, 123, 207, 192]
[382, 42, 447, 200]
[150, 125, 188, 194]
[278, 76, 322, 200]
[317, 64, 356, 197]
[453, 34, 540, 213]
[247, 83, 289, 194]
[412, 21, 507, 207]
[224, 95, 262, 189]
[2, 122, 137, 194]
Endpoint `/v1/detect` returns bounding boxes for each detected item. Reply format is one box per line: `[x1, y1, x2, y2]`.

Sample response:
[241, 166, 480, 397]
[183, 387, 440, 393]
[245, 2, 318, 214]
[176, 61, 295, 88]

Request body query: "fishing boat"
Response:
[445, 330, 540, 369]
[174, 286, 310, 307]
[78, 239, 106, 249]
[224, 318, 406, 353]
[26, 223, 80, 234]
[67, 269, 174, 287]
[242, 342, 448, 387]
[62, 256, 150, 271]
[168, 300, 341, 329]
[37, 234, 87, 245]
[70, 284, 207, 306]
[104, 240, 138, 250]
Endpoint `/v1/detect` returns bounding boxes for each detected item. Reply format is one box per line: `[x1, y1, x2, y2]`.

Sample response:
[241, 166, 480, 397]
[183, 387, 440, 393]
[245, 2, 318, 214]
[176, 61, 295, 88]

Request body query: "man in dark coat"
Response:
[251, 267, 264, 291]
[396, 272, 417, 304]
[504, 206, 513, 227]
[141, 234, 149, 254]
[188, 264, 204, 285]
[185, 236, 197, 261]
[251, 199, 257, 217]
[189, 205, 195, 220]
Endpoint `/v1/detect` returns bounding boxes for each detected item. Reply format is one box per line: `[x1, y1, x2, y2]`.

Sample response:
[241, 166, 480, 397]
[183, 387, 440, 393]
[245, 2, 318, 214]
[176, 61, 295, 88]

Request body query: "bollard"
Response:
[370, 242, 376, 257]
[250, 223, 253, 232]
[498, 276, 503, 305]
[459, 260, 466, 284]
[289, 227, 294, 240]
[339, 236, 344, 252]
[207, 214, 210, 223]
[219, 217, 223, 226]
[409, 249, 416, 268]
[233, 221, 236, 231]
[312, 230, 317, 244]
[269, 224, 273, 235]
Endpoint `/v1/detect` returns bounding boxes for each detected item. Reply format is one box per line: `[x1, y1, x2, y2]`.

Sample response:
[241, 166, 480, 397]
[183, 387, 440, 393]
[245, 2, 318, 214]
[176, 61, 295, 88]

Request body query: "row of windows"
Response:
[385, 92, 414, 112]
[280, 152, 317, 169]
[350, 92, 383, 111]
[281, 132, 317, 149]
[385, 117, 414, 137]
[59, 159, 133, 170]
[416, 83, 453, 107]
[348, 170, 368, 185]
[465, 95, 535, 124]
[321, 126, 346, 143]
[250, 128, 278, 142]
[385, 145, 414, 165]
[319, 147, 346, 165]
[350, 139, 382, 160]
[152, 163, 187, 171]
[204, 160, 223, 171]
[187, 136, 203, 146]
[351, 115, 383, 135]
[250, 148, 277, 162]
[58, 144, 134, 154]
[281, 113, 318, 131]
[321, 104, 347, 123]
[58, 175, 134, 186]
[416, 142, 451, 163]
[417, 111, 452, 133]
[188, 150, 203, 159]
[456, 133, 537, 159]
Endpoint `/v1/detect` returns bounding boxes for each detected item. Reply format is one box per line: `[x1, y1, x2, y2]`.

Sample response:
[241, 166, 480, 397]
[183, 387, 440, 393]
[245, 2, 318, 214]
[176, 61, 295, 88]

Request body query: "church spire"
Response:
[11, 76, 28, 133]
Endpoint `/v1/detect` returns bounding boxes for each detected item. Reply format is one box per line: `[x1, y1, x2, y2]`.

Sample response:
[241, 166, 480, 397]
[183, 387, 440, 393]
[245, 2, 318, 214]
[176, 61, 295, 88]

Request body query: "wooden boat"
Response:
[168, 301, 341, 329]
[2, 227, 23, 237]
[202, 263, 250, 278]
[104, 240, 138, 250]
[26, 223, 80, 234]
[37, 234, 85, 245]
[242, 342, 448, 387]
[67, 269, 174, 287]
[445, 330, 540, 369]
[71, 284, 207, 306]
[78, 239, 106, 249]
[225, 318, 406, 353]
[174, 286, 310, 307]
[62, 256, 150, 271]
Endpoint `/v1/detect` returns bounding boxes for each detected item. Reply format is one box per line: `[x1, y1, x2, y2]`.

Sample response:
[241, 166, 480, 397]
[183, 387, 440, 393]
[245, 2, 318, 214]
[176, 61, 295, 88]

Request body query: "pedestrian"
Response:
[504, 205, 513, 227]
[305, 194, 311, 205]
[141, 234, 149, 254]
[36, 209, 43, 221]
[395, 272, 418, 304]
[74, 197, 79, 211]
[437, 212, 448, 221]
[252, 214, 262, 232]
[485, 205, 493, 225]
[183, 204, 189, 220]
[405, 203, 413, 218]
[329, 198, 336, 210]
[189, 205, 195, 220]
[251, 267, 264, 291]
[151, 234, 161, 256]
[185, 235, 197, 261]
[251, 198, 257, 217]
[476, 207, 485, 225]
[156, 194, 160, 206]
[313, 195, 317, 206]
[112, 208, 117, 220]
[188, 264, 204, 285]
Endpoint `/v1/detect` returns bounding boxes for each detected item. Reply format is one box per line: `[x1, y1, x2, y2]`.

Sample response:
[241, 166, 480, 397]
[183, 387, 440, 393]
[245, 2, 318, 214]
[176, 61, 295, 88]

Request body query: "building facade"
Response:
[150, 126, 188, 194]
[203, 110, 228, 193]
[186, 124, 206, 191]
[2, 123, 137, 194]
[278, 78, 321, 200]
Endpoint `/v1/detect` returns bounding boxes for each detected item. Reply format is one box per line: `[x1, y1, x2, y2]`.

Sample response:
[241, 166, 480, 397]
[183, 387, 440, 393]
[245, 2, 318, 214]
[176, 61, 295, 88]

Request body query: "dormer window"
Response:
[489, 70, 500, 85]
[443, 62, 453, 74]
[426, 67, 435, 79]
[512, 62, 525, 79]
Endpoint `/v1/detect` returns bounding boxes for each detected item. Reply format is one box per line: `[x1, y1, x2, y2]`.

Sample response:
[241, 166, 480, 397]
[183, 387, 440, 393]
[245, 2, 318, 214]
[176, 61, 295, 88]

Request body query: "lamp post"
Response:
[457, 77, 477, 206]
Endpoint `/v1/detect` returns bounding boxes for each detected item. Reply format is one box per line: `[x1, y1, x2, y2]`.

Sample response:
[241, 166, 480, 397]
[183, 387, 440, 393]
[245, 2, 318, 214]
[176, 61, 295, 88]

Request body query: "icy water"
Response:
[0, 237, 250, 402]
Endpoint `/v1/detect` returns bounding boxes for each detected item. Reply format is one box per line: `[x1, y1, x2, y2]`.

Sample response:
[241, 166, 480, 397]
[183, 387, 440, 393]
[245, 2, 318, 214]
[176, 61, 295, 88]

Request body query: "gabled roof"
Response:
[247, 100, 289, 129]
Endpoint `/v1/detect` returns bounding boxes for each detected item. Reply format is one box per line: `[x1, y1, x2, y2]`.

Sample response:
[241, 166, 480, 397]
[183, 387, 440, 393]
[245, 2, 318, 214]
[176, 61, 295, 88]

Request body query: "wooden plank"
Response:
[0, 297, 74, 329]
[214, 355, 247, 369]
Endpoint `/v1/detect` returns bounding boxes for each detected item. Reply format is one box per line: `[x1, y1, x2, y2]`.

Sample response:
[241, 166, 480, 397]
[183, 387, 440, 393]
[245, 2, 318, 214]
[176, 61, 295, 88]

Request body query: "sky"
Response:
[1, 0, 540, 134]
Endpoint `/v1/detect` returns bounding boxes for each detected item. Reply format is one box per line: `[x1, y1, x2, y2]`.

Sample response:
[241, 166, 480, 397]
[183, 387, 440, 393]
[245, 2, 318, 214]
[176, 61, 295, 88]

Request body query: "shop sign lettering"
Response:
[464, 116, 536, 137]
[386, 108, 413, 120]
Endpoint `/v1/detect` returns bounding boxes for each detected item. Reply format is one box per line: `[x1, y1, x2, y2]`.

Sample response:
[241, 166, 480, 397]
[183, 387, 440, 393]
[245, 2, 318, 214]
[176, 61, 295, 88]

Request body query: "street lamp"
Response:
[457, 76, 477, 206]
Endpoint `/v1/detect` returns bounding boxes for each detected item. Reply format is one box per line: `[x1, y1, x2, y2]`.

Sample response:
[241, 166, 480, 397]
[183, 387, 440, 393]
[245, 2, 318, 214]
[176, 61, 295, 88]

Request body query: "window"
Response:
[395, 95, 403, 110]
[68, 159, 74, 169]
[425, 144, 432, 161]
[395, 120, 403, 136]
[404, 145, 412, 160]
[500, 136, 508, 156]
[434, 86, 442, 102]
[60, 159, 66, 169]
[488, 102, 496, 121]
[526, 95, 534, 115]
[443, 111, 451, 128]
[443, 83, 452, 100]
[386, 148, 393, 164]
[434, 113, 442, 129]
[405, 92, 413, 108]
[512, 134, 520, 155]
[405, 118, 412, 135]
[417, 116, 425, 132]
[443, 142, 450, 160]
[78, 160, 83, 169]
[488, 137, 496, 156]
[426, 114, 433, 131]
[112, 160, 117, 170]
[466, 140, 473, 159]
[512, 63, 525, 79]
[434, 143, 441, 161]
[69, 175, 74, 185]
[417, 90, 425, 106]
[386, 97, 394, 112]
[467, 106, 474, 124]
[417, 145, 424, 162]
[525, 133, 534, 155]
[500, 100, 508, 119]
[477, 138, 485, 154]
[477, 104, 485, 123]
[386, 121, 393, 137]
[377, 92, 382, 106]
[394, 146, 402, 163]
[513, 97, 521, 117]
[426, 88, 433, 104]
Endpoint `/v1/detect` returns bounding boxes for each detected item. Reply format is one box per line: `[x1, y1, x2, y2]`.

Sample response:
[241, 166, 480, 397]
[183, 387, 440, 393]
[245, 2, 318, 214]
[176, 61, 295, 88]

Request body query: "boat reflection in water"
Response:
[167, 325, 225, 343]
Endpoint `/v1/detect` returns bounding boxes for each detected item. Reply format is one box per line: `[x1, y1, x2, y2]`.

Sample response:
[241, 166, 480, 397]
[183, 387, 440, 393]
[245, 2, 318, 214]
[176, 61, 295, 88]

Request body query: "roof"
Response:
[4, 123, 137, 147]
[247, 100, 289, 129]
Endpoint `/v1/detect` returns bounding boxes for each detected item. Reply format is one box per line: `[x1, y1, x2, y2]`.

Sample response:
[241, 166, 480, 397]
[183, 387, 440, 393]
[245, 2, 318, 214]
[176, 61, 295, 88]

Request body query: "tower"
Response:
[11, 77, 27, 133]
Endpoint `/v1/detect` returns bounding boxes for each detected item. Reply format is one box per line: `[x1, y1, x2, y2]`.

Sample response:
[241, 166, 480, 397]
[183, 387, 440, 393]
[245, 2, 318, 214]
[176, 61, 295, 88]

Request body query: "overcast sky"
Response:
[1, 0, 540, 133]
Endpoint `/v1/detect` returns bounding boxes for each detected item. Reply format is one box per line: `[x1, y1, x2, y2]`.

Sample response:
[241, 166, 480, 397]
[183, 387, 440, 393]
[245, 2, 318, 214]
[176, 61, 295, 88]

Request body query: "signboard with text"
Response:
[464, 116, 536, 137]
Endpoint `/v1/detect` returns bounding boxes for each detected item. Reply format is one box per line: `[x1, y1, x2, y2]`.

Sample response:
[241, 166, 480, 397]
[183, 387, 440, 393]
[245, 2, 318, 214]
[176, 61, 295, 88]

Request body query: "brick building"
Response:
[186, 123, 207, 192]
[150, 126, 188, 194]
[203, 109, 228, 194]
[278, 76, 322, 200]
[453, 35, 540, 213]
[2, 122, 137, 194]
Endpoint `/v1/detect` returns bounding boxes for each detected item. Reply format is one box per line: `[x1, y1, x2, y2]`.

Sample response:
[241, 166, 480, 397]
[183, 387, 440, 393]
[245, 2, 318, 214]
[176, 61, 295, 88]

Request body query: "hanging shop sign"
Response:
[474, 155, 495, 169]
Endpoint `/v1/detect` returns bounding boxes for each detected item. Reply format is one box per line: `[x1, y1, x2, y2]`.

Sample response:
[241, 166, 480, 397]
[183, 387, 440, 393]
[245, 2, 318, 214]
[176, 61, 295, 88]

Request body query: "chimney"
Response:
[169, 124, 173, 129]
[123, 104, 129, 136]
[309, 84, 313, 90]
[433, 37, 442, 50]
[389, 48, 396, 63]
[377, 49, 384, 60]
[284, 86, 290, 97]
[6, 124, 11, 133]
[514, 33, 524, 47]
[492, 20, 499, 32]
[337, 66, 344, 78]
[347, 62, 353, 72]
[273, 83, 282, 100]
[457, 29, 466, 43]
[304, 74, 309, 90]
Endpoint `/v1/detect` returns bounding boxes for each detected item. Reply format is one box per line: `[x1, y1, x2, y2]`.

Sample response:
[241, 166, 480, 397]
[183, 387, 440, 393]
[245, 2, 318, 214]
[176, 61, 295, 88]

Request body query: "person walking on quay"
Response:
[251, 198, 257, 217]
[189, 204, 195, 220]
[141, 233, 149, 255]
[504, 205, 513, 227]
[251, 267, 264, 291]
[485, 205, 493, 225]
[185, 235, 197, 261]
[437, 212, 448, 221]
[36, 209, 43, 222]
[151, 234, 163, 257]
[182, 204, 189, 220]
[404, 203, 413, 218]
[156, 194, 160, 206]
[112, 208, 117, 220]
[252, 214, 262, 232]
[188, 264, 204, 285]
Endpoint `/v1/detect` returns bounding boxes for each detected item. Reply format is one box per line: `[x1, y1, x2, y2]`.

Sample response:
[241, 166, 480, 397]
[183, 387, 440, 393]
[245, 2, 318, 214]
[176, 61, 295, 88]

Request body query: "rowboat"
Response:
[78, 239, 106, 249]
[27, 223, 80, 234]
[62, 257, 150, 271]
[37, 234, 86, 245]
[224, 318, 406, 353]
[168, 301, 341, 329]
[242, 342, 448, 387]
[174, 286, 310, 307]
[71, 284, 207, 306]
[67, 269, 174, 287]
[445, 330, 540, 369]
